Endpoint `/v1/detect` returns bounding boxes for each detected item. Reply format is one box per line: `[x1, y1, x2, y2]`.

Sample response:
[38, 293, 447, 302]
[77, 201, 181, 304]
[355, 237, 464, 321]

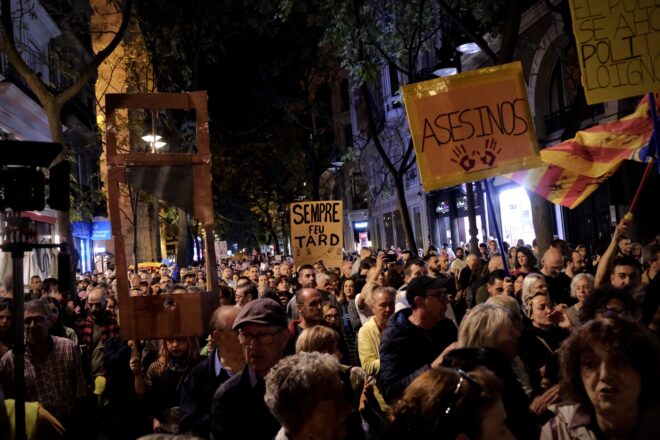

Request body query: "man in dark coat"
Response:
[179, 306, 243, 437]
[210, 299, 290, 440]
[379, 275, 458, 403]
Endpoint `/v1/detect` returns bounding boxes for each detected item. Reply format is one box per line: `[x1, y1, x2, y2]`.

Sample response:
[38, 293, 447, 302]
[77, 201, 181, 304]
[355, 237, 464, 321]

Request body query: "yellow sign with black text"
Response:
[290, 201, 343, 268]
[401, 62, 542, 191]
[568, 0, 660, 104]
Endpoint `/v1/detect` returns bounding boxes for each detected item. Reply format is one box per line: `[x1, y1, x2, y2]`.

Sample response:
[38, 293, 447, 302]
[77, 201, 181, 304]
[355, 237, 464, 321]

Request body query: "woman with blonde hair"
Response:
[443, 303, 537, 439]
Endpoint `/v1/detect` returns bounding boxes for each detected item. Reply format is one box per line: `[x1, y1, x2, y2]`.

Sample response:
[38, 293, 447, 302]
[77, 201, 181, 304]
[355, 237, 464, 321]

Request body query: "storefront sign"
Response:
[91, 220, 111, 241]
[568, 0, 660, 104]
[290, 201, 343, 268]
[72, 221, 92, 239]
[401, 62, 542, 191]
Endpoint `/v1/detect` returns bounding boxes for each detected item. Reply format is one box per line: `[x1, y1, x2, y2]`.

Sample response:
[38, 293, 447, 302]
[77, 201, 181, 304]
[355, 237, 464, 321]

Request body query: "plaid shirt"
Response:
[0, 336, 87, 422]
[75, 311, 120, 349]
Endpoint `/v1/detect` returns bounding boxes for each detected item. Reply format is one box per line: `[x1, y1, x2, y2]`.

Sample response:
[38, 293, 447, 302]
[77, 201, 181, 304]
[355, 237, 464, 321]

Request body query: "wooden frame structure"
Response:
[105, 91, 219, 340]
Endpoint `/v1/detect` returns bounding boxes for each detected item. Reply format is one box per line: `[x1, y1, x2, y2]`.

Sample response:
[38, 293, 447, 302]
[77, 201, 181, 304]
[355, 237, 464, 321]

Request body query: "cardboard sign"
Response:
[569, 0, 660, 104]
[401, 62, 542, 191]
[290, 201, 343, 268]
[215, 240, 228, 259]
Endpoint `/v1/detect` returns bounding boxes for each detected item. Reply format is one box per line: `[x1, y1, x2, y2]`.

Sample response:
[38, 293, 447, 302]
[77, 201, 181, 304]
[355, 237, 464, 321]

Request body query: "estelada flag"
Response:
[506, 94, 659, 209]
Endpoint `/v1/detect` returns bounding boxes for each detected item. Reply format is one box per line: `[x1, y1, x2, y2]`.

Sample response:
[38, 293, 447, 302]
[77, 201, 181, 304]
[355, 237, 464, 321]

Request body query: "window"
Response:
[388, 63, 400, 96]
[383, 213, 394, 248]
[343, 123, 353, 149]
[405, 167, 418, 189]
[340, 79, 350, 112]
[413, 206, 423, 249]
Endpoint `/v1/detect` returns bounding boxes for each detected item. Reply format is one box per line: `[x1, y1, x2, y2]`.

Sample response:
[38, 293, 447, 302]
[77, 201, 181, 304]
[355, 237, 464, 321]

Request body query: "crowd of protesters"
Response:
[0, 218, 659, 439]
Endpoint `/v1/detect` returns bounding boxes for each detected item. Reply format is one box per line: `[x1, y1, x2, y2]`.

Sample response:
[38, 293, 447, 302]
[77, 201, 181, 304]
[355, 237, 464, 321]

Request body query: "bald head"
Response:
[210, 305, 241, 331]
[542, 247, 564, 277]
[488, 255, 504, 273]
[466, 254, 479, 270]
[88, 287, 107, 304]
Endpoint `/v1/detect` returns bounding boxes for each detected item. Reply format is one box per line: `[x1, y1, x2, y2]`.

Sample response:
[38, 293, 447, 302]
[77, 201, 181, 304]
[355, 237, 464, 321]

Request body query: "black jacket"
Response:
[210, 365, 280, 440]
[179, 349, 233, 438]
[379, 308, 457, 403]
[443, 347, 539, 440]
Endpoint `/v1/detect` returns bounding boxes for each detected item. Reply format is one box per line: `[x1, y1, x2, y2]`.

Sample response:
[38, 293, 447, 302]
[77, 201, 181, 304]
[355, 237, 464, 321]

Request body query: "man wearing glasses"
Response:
[211, 298, 290, 440]
[0, 299, 86, 432]
[379, 275, 458, 403]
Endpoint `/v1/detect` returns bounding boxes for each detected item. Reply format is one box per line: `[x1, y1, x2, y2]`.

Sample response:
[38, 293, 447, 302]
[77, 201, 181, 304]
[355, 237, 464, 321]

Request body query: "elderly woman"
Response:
[386, 367, 514, 440]
[566, 273, 595, 327]
[519, 273, 571, 395]
[265, 352, 354, 440]
[542, 317, 660, 439]
[443, 303, 537, 440]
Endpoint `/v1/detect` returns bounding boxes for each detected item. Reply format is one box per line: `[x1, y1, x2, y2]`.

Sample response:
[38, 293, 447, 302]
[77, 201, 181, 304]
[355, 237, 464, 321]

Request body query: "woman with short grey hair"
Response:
[565, 273, 594, 327]
[265, 351, 352, 440]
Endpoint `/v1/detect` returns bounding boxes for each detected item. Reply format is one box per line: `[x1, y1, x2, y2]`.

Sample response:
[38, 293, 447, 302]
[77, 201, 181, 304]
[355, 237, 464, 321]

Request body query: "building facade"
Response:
[334, 0, 655, 254]
[0, 0, 101, 277]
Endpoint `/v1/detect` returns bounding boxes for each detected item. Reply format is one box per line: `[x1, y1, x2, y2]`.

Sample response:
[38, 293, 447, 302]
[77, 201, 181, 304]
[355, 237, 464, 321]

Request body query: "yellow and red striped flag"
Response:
[505, 95, 658, 209]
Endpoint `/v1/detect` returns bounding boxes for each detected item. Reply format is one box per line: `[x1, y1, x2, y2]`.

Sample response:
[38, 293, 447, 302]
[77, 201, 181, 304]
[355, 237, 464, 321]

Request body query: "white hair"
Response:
[459, 303, 511, 349]
[264, 352, 341, 435]
[570, 273, 594, 298]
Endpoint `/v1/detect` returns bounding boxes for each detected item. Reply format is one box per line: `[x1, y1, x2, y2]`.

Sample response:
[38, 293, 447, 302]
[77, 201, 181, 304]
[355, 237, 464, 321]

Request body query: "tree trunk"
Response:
[393, 175, 416, 250]
[176, 208, 189, 268]
[46, 105, 79, 295]
[150, 196, 162, 262]
[528, 191, 553, 255]
[360, 84, 417, 250]
[466, 182, 480, 255]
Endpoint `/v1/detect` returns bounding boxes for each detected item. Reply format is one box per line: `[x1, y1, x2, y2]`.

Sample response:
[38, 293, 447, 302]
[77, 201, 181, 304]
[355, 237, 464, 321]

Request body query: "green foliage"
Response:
[321, 0, 444, 86]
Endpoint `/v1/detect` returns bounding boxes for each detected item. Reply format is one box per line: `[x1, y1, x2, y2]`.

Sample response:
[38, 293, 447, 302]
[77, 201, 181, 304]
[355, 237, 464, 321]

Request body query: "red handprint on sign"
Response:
[450, 144, 478, 171]
[479, 138, 502, 167]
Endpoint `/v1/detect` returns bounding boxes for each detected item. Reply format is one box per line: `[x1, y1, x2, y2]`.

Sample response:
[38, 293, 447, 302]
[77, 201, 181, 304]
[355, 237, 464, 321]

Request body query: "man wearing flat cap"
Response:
[378, 275, 458, 403]
[211, 299, 290, 440]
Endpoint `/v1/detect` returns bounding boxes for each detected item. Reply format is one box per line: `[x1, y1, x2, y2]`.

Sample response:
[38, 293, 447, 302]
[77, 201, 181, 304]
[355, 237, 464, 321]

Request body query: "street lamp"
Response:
[141, 133, 167, 150]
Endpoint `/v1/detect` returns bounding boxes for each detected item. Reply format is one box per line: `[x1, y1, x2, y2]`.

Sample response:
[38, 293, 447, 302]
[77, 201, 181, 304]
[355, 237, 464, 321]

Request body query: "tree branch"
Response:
[0, 0, 52, 106]
[56, 0, 133, 106]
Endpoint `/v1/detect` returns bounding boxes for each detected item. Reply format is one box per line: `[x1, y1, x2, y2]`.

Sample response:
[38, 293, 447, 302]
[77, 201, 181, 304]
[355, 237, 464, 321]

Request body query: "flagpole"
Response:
[484, 179, 510, 276]
[625, 92, 658, 222]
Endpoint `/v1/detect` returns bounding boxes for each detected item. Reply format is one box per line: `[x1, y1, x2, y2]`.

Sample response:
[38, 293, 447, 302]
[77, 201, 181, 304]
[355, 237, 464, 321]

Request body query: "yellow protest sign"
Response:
[290, 201, 343, 268]
[401, 62, 541, 191]
[569, 0, 660, 104]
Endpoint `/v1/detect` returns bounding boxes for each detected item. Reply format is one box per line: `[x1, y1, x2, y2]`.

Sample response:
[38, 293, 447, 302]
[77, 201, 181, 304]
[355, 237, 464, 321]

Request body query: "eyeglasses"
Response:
[325, 313, 340, 319]
[238, 330, 281, 346]
[534, 302, 556, 312]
